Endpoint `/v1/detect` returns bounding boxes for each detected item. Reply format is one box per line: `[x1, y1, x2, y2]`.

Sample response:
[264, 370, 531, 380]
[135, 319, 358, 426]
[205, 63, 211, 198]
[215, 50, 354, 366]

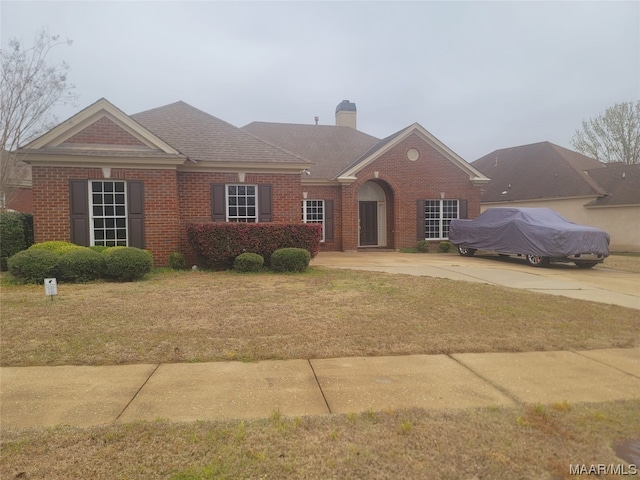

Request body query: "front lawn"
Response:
[1, 266, 638, 366]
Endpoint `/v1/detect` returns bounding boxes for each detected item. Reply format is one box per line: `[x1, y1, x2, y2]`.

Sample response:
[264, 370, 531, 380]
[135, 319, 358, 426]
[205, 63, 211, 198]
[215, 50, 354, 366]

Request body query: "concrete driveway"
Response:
[311, 251, 640, 310]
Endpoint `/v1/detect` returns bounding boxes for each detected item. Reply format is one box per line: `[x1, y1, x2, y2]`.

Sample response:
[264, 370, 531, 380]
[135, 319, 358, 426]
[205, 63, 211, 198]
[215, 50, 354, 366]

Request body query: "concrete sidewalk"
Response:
[2, 348, 638, 429]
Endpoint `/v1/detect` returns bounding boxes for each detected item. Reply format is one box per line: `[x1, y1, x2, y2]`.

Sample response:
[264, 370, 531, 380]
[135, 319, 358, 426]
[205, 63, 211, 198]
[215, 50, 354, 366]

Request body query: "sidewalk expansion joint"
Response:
[446, 354, 523, 405]
[113, 363, 161, 423]
[307, 359, 332, 414]
[571, 350, 640, 380]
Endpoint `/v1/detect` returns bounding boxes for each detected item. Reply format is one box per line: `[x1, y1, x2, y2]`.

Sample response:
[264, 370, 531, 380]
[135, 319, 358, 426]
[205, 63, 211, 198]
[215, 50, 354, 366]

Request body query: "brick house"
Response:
[472, 142, 640, 251]
[20, 98, 489, 265]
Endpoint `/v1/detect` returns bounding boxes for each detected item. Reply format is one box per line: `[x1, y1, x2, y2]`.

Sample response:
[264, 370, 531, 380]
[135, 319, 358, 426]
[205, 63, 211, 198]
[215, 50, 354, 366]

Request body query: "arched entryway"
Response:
[357, 180, 393, 248]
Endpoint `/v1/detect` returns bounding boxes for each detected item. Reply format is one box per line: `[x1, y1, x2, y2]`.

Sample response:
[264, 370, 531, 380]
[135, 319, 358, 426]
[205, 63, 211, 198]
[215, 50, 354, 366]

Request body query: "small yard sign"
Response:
[44, 278, 58, 299]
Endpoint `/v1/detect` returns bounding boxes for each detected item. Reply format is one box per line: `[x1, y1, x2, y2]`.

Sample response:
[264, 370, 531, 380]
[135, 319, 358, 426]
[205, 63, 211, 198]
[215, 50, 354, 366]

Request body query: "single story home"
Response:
[472, 141, 640, 251]
[20, 98, 489, 265]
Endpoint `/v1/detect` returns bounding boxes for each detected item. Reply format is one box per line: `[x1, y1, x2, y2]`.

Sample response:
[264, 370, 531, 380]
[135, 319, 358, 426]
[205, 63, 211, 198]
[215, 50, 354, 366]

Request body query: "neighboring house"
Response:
[19, 98, 489, 266]
[0, 150, 33, 213]
[472, 142, 640, 251]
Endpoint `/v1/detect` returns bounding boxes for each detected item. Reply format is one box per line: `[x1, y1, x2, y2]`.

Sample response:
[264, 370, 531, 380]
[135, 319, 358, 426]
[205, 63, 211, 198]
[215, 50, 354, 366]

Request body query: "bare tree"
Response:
[1, 28, 76, 209]
[571, 101, 640, 165]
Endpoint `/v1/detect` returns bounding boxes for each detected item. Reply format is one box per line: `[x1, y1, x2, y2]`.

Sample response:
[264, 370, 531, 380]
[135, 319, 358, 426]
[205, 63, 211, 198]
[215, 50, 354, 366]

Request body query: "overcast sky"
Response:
[2, 1, 638, 161]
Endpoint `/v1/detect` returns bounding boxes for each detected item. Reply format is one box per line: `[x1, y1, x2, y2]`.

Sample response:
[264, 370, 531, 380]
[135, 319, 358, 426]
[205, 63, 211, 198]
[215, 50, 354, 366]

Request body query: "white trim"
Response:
[89, 179, 129, 247]
[338, 123, 490, 185]
[24, 98, 181, 154]
[226, 184, 258, 223]
[302, 199, 325, 242]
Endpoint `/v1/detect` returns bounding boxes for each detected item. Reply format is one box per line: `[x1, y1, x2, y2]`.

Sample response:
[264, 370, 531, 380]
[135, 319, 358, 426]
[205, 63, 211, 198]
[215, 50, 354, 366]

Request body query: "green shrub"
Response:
[7, 248, 59, 284]
[169, 252, 187, 270]
[56, 247, 106, 283]
[438, 241, 452, 253]
[417, 240, 430, 253]
[103, 247, 153, 281]
[89, 245, 109, 253]
[187, 223, 321, 269]
[233, 253, 264, 273]
[270, 248, 311, 273]
[29, 241, 82, 255]
[0, 212, 26, 271]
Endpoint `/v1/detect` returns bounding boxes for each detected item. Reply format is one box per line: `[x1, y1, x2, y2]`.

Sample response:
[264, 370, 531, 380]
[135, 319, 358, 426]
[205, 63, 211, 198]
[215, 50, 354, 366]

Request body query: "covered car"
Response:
[448, 207, 609, 267]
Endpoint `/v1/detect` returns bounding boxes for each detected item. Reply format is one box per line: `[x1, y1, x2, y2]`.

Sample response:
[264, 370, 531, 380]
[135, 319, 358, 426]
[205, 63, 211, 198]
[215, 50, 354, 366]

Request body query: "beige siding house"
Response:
[472, 142, 640, 252]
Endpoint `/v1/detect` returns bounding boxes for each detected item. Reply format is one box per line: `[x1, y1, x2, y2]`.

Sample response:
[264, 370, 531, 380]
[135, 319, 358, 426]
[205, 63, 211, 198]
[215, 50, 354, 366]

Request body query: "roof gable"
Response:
[338, 123, 489, 185]
[472, 141, 607, 202]
[133, 102, 311, 168]
[24, 98, 180, 154]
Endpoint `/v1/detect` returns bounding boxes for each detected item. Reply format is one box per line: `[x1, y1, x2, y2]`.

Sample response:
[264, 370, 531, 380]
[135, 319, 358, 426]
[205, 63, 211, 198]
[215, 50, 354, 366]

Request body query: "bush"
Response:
[89, 245, 109, 253]
[169, 252, 187, 270]
[233, 253, 264, 273]
[56, 248, 106, 283]
[0, 212, 26, 271]
[417, 240, 430, 253]
[437, 241, 452, 253]
[270, 248, 311, 273]
[29, 241, 83, 255]
[102, 247, 153, 281]
[7, 248, 59, 284]
[187, 223, 321, 269]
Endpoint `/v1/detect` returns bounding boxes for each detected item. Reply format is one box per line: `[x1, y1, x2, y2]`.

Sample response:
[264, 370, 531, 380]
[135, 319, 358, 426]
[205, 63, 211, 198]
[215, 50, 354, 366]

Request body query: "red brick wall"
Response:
[31, 166, 179, 266]
[177, 171, 303, 265]
[339, 133, 481, 251]
[5, 187, 33, 213]
[64, 117, 147, 146]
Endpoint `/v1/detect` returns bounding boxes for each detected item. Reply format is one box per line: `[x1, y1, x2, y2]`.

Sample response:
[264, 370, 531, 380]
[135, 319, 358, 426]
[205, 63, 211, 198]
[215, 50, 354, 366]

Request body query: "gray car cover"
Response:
[448, 208, 610, 257]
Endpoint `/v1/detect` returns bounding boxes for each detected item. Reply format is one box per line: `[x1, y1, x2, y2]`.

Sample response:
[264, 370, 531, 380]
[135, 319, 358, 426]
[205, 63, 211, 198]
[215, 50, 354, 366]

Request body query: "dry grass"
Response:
[2, 260, 639, 479]
[1, 266, 639, 367]
[605, 253, 640, 273]
[1, 400, 638, 479]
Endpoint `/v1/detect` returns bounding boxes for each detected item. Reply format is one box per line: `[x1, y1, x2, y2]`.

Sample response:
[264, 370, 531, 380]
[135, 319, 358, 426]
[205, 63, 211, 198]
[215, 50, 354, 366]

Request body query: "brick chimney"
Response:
[335, 100, 356, 129]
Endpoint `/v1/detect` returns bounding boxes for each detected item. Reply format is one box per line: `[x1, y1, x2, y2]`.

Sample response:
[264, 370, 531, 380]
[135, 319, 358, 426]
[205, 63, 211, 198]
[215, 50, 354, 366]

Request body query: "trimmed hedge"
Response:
[8, 248, 59, 284]
[7, 243, 153, 283]
[29, 241, 83, 255]
[169, 252, 187, 270]
[187, 223, 322, 269]
[102, 247, 153, 281]
[57, 248, 106, 283]
[233, 253, 264, 273]
[270, 248, 311, 273]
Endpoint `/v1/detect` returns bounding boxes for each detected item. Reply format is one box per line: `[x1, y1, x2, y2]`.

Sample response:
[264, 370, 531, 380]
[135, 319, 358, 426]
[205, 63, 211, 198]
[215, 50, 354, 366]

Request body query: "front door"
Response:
[359, 201, 378, 246]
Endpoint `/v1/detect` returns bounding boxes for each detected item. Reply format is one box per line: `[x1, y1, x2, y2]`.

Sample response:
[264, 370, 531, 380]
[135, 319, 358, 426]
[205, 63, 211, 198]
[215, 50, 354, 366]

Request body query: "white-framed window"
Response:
[227, 184, 257, 222]
[90, 180, 128, 246]
[302, 199, 325, 242]
[424, 199, 459, 240]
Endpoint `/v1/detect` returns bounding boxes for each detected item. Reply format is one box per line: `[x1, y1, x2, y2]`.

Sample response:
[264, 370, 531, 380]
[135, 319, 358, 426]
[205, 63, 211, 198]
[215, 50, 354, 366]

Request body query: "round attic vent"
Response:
[407, 148, 420, 161]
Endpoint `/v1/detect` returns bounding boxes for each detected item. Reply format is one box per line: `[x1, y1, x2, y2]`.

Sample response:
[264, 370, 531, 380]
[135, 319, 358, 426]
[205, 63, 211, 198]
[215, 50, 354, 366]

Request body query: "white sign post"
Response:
[44, 278, 58, 301]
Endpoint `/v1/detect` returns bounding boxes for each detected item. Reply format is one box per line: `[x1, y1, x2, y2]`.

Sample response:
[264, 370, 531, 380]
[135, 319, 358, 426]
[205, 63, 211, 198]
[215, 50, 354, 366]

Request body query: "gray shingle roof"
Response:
[472, 141, 607, 202]
[132, 102, 310, 166]
[584, 163, 640, 206]
[241, 122, 379, 179]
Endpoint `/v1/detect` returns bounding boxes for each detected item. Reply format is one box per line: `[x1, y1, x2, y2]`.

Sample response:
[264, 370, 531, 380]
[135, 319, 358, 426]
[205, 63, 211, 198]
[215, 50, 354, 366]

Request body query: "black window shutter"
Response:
[211, 184, 226, 222]
[324, 199, 334, 241]
[459, 199, 468, 219]
[258, 184, 272, 222]
[69, 180, 89, 246]
[416, 199, 426, 241]
[127, 181, 145, 248]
